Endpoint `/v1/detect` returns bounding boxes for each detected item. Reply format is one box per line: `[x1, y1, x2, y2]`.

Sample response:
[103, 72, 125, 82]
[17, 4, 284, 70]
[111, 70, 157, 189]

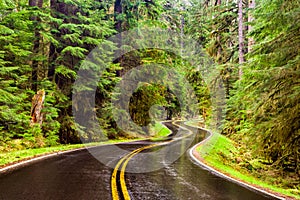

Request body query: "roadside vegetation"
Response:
[150, 122, 171, 138]
[0, 121, 170, 168]
[0, 139, 142, 168]
[195, 124, 300, 199]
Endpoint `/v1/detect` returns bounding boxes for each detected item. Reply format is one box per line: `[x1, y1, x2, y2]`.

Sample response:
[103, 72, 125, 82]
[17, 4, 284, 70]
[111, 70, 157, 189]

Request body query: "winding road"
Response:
[0, 122, 276, 200]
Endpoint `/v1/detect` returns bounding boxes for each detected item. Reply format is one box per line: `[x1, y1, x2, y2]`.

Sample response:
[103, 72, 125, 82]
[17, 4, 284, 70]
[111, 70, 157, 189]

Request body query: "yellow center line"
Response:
[120, 144, 159, 200]
[111, 145, 156, 200]
[111, 121, 192, 200]
[111, 148, 141, 200]
[111, 144, 159, 200]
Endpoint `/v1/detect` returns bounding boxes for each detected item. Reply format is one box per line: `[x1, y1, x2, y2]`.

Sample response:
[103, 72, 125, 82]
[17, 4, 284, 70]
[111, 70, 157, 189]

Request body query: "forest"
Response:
[0, 0, 299, 195]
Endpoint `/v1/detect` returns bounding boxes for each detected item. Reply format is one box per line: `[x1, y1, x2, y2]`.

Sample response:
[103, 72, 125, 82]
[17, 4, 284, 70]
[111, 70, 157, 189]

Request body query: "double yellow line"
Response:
[111, 144, 159, 200]
[111, 121, 195, 200]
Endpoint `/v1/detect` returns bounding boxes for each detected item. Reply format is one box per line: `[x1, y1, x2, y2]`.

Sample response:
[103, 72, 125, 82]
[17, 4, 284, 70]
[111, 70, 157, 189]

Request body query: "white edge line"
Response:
[186, 122, 286, 200]
[0, 140, 140, 173]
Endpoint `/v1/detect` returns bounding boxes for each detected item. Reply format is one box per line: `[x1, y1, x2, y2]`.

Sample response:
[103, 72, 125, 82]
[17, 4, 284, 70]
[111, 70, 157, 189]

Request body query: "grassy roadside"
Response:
[197, 133, 300, 199]
[0, 139, 140, 168]
[0, 121, 171, 168]
[150, 121, 171, 138]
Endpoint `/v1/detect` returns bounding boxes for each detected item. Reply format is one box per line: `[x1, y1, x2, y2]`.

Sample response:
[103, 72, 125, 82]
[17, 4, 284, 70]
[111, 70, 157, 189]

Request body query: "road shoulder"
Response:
[0, 139, 142, 173]
[187, 123, 294, 200]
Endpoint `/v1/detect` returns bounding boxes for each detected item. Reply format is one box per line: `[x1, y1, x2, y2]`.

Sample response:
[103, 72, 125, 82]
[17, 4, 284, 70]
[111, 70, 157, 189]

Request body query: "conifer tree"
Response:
[0, 0, 34, 146]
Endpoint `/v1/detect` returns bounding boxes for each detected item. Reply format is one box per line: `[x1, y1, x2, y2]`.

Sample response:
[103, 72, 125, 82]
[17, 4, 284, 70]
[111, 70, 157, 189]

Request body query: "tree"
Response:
[0, 0, 34, 147]
[49, 0, 117, 142]
[29, 0, 43, 92]
[247, 0, 300, 173]
[223, 0, 300, 179]
[248, 0, 255, 52]
[238, 0, 244, 78]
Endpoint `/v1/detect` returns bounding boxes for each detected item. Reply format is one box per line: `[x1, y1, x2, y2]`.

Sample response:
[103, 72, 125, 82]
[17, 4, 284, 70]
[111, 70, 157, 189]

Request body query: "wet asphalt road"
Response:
[0, 122, 276, 200]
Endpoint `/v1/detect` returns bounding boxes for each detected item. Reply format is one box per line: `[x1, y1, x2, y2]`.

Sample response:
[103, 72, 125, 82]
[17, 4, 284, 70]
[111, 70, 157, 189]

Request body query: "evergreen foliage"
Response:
[241, 0, 300, 172]
[186, 0, 299, 188]
[0, 0, 33, 149]
[212, 0, 300, 182]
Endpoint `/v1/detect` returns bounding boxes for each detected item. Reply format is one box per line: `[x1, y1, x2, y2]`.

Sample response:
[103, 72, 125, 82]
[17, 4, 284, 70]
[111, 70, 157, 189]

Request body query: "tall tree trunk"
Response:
[114, 0, 122, 33]
[248, 0, 255, 52]
[217, 0, 222, 63]
[29, 0, 44, 92]
[180, 13, 184, 56]
[114, 0, 123, 76]
[39, 0, 51, 81]
[238, 0, 244, 78]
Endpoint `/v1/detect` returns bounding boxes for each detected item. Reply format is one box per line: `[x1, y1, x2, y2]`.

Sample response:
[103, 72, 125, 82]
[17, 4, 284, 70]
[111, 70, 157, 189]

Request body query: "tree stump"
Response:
[30, 90, 45, 126]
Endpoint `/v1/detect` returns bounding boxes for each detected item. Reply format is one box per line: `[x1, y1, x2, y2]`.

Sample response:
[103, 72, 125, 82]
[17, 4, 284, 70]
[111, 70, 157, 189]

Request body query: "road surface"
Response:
[0, 122, 276, 200]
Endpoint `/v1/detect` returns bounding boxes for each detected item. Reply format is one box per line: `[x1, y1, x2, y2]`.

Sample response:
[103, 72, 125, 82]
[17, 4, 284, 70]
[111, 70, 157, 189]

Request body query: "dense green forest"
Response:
[0, 0, 299, 192]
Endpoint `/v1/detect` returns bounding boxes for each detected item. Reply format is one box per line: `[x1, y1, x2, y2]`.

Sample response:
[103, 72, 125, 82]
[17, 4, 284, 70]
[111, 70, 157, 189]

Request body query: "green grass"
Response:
[185, 119, 204, 127]
[150, 122, 171, 138]
[0, 139, 139, 167]
[197, 133, 300, 199]
[0, 122, 171, 168]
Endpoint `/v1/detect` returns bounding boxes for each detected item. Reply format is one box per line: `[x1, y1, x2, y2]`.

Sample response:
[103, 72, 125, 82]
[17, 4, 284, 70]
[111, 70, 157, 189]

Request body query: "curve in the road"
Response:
[113, 121, 285, 200]
[110, 121, 194, 200]
[187, 123, 285, 200]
